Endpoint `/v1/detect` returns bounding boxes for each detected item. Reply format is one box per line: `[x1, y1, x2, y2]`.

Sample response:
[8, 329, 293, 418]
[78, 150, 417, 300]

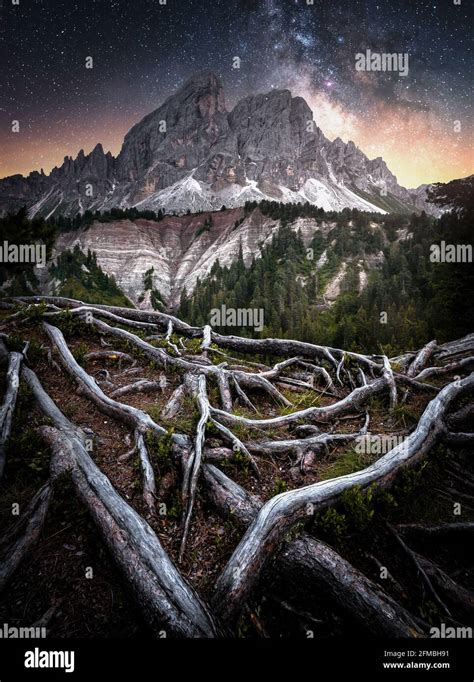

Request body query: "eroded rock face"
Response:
[0, 71, 439, 218]
[52, 207, 394, 310]
[54, 208, 331, 308]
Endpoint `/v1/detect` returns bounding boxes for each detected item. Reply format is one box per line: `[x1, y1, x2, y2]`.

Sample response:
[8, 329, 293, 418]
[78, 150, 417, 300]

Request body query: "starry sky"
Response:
[0, 0, 472, 187]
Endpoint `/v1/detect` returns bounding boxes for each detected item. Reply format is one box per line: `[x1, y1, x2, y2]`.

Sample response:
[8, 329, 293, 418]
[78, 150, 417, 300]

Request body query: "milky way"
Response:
[0, 0, 472, 187]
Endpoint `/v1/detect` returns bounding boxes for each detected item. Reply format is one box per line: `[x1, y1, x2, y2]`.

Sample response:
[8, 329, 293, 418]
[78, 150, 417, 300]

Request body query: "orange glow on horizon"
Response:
[1, 95, 472, 189]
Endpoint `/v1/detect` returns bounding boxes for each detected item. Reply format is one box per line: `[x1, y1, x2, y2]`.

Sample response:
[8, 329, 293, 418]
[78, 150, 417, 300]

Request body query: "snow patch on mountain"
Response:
[129, 173, 386, 215]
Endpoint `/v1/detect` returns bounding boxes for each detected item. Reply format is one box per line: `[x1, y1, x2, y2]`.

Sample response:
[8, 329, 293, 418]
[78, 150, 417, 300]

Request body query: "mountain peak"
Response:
[0, 72, 436, 218]
[181, 69, 222, 90]
[89, 143, 105, 158]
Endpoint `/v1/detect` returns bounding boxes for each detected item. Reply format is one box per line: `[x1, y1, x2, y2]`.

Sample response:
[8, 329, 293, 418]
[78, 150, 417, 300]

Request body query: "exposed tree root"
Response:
[397, 522, 474, 538]
[211, 374, 474, 625]
[0, 482, 53, 593]
[407, 340, 438, 377]
[43, 322, 162, 512]
[386, 523, 452, 617]
[1, 295, 472, 638]
[202, 463, 425, 637]
[23, 367, 218, 638]
[110, 379, 166, 399]
[179, 374, 209, 562]
[211, 377, 387, 429]
[0, 347, 23, 479]
[83, 350, 136, 365]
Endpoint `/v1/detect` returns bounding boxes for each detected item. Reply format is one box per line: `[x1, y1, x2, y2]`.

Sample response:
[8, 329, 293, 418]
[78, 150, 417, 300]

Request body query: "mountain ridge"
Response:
[0, 71, 438, 217]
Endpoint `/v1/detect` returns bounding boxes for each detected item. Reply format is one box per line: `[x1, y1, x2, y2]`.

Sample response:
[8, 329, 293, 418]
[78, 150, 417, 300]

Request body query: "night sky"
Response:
[1, 0, 472, 187]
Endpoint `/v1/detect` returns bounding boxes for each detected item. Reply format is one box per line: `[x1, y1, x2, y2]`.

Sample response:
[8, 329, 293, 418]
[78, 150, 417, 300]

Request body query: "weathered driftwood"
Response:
[211, 373, 474, 625]
[0, 349, 23, 479]
[23, 367, 218, 637]
[202, 464, 424, 637]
